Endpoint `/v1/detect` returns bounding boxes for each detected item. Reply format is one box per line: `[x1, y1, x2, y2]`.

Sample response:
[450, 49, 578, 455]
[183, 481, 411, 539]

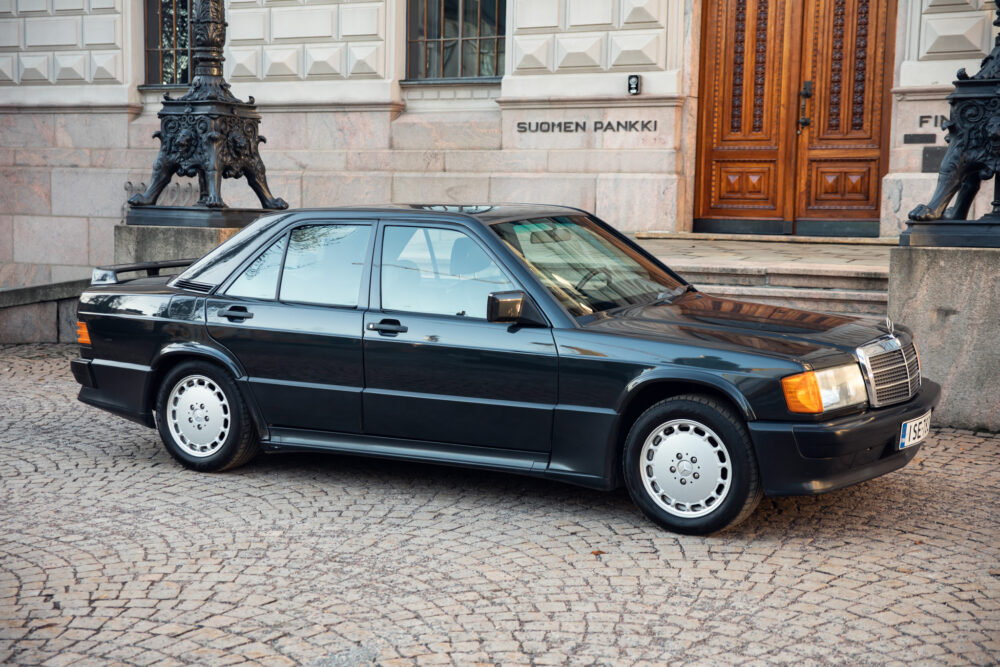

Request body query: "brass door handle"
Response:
[797, 80, 813, 135]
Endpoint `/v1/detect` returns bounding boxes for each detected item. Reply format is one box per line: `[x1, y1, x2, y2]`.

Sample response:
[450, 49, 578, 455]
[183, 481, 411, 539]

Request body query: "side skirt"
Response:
[262, 428, 613, 490]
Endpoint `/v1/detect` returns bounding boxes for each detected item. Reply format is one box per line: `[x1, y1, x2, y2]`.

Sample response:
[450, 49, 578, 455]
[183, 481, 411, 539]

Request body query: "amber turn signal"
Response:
[76, 321, 91, 346]
[781, 371, 823, 414]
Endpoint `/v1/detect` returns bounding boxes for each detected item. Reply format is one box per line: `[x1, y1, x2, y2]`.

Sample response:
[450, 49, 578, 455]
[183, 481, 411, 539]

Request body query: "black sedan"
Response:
[71, 205, 939, 534]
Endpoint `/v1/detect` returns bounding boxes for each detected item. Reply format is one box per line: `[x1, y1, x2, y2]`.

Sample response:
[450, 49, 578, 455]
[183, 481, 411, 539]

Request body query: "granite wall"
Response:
[888, 246, 1000, 431]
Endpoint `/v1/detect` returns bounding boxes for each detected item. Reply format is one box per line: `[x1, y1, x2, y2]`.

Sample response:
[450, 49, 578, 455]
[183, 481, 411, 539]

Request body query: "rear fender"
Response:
[149, 342, 268, 440]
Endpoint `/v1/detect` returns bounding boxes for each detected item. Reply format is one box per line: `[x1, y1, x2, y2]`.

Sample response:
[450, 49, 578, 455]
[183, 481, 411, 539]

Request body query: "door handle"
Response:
[797, 80, 813, 135]
[367, 319, 408, 335]
[218, 306, 254, 321]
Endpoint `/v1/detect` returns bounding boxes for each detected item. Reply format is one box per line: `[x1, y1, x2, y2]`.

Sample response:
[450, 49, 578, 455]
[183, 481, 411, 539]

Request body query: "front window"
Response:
[491, 216, 686, 319]
[381, 226, 514, 318]
[144, 0, 192, 85]
[407, 0, 506, 80]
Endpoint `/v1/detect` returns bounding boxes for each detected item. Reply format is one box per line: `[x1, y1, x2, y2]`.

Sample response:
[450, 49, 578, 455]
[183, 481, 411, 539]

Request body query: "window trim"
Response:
[399, 76, 502, 86]
[374, 220, 523, 322]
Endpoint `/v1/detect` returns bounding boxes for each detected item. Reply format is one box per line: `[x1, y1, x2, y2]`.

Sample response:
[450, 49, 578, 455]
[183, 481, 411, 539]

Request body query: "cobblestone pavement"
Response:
[2, 345, 999, 666]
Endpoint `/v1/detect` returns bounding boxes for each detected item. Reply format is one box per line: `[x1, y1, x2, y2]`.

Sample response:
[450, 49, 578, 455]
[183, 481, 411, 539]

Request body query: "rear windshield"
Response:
[490, 215, 686, 318]
[171, 213, 289, 287]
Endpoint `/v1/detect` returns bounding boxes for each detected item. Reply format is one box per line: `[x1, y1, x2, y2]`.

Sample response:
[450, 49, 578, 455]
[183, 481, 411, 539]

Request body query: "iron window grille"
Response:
[406, 0, 506, 81]
[144, 0, 192, 86]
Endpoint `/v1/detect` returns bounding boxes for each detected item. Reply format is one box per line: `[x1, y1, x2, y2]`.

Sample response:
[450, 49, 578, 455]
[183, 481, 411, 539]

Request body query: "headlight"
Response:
[781, 364, 868, 414]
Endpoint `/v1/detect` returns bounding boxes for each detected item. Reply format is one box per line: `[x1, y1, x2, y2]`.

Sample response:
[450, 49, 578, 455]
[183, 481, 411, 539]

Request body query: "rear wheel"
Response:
[623, 394, 762, 535]
[155, 361, 259, 472]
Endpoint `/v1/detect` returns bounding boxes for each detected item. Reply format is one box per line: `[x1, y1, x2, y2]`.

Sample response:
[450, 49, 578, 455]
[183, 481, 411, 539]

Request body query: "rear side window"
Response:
[225, 236, 287, 300]
[279, 224, 372, 307]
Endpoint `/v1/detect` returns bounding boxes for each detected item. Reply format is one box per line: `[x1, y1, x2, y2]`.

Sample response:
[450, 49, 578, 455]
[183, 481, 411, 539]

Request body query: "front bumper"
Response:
[748, 380, 941, 496]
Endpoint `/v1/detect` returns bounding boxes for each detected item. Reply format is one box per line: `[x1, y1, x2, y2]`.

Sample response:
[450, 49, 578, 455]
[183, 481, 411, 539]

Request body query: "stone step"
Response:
[636, 231, 898, 245]
[650, 260, 889, 315]
[694, 285, 888, 315]
[665, 261, 889, 292]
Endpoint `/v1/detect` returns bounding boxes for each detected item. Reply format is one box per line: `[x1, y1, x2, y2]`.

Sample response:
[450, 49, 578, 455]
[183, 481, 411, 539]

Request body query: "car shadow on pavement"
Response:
[226, 448, 924, 542]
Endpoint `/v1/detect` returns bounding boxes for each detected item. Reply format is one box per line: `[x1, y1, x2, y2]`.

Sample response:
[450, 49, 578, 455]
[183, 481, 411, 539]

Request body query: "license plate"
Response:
[899, 410, 931, 449]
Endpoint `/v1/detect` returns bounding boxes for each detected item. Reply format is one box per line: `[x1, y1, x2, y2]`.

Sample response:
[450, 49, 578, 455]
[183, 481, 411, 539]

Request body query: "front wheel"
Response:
[623, 395, 762, 535]
[155, 361, 260, 472]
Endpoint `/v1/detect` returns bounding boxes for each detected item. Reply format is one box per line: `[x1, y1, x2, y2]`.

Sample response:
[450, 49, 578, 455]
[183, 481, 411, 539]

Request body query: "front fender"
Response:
[619, 368, 757, 421]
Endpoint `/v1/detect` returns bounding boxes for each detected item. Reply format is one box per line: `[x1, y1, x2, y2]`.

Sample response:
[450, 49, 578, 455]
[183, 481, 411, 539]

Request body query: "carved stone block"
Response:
[609, 31, 661, 68]
[513, 35, 553, 71]
[53, 52, 87, 82]
[340, 3, 382, 38]
[263, 46, 301, 78]
[18, 54, 49, 82]
[304, 44, 344, 78]
[347, 43, 380, 77]
[622, 0, 664, 25]
[554, 33, 605, 70]
[0, 54, 15, 82]
[90, 51, 120, 82]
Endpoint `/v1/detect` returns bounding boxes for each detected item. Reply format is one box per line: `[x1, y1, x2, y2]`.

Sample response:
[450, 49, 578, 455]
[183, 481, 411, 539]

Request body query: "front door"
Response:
[362, 222, 558, 453]
[695, 0, 894, 236]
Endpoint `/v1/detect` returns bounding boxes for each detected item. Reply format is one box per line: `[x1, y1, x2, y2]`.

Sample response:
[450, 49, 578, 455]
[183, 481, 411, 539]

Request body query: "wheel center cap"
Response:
[678, 460, 693, 476]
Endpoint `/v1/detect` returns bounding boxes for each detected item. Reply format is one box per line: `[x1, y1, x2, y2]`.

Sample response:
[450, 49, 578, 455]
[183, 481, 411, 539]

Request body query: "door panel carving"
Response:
[716, 164, 774, 204]
[696, 0, 894, 231]
[808, 160, 877, 207]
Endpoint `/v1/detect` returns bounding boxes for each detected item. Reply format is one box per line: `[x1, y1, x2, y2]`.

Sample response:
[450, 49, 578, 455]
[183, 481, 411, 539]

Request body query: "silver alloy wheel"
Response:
[640, 418, 732, 518]
[166, 374, 231, 458]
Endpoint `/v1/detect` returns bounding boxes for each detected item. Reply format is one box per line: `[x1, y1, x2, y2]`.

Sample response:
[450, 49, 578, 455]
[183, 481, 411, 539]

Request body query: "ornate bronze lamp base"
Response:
[128, 0, 287, 211]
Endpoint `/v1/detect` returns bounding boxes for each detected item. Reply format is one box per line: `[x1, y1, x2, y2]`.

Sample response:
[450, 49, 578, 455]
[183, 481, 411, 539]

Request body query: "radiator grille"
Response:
[858, 337, 921, 407]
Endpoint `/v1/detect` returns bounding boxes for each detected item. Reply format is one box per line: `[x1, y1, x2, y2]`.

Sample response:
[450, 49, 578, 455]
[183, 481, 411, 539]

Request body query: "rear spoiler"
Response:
[91, 258, 197, 286]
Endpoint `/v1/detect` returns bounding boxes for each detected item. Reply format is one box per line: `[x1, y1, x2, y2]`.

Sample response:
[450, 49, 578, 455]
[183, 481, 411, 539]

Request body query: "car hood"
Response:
[581, 290, 893, 366]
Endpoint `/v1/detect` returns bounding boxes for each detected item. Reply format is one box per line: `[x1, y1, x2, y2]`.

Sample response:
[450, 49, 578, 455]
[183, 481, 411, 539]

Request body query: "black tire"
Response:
[622, 394, 762, 535]
[154, 360, 259, 472]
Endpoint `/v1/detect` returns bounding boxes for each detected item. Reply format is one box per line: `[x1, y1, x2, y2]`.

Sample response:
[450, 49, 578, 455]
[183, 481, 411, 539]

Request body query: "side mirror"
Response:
[487, 291, 547, 327]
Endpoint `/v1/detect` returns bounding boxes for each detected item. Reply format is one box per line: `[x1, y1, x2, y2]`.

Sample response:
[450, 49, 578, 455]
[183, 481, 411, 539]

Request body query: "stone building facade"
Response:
[0, 0, 997, 288]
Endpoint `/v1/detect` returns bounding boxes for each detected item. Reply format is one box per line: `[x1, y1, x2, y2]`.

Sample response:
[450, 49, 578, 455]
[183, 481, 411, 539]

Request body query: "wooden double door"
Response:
[695, 0, 895, 236]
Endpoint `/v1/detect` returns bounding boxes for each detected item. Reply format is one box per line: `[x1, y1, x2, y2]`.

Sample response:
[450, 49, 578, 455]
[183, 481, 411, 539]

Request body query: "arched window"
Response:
[144, 0, 192, 85]
[407, 0, 506, 81]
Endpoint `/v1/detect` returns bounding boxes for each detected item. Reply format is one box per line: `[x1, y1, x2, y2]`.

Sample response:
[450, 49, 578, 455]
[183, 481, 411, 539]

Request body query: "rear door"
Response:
[207, 220, 375, 433]
[361, 221, 559, 453]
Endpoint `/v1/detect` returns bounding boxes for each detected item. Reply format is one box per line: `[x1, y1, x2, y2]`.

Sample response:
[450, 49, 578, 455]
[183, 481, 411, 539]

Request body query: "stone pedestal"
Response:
[888, 246, 1000, 431]
[115, 206, 271, 265]
[113, 225, 242, 265]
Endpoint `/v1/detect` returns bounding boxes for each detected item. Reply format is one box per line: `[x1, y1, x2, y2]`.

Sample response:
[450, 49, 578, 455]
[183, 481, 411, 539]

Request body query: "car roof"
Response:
[286, 204, 588, 226]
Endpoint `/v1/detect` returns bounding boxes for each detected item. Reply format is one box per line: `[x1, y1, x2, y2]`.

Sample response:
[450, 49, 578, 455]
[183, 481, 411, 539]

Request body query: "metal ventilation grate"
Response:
[172, 279, 213, 294]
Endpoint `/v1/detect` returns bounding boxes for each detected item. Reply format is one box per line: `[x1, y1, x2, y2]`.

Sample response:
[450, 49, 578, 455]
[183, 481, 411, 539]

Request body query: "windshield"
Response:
[171, 213, 289, 287]
[490, 215, 686, 318]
